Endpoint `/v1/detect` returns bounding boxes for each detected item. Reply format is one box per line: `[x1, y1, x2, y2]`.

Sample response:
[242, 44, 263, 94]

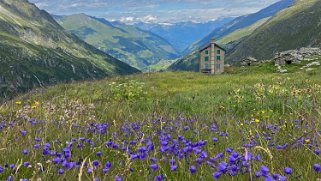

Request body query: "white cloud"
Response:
[120, 16, 135, 23]
[137, 15, 158, 23]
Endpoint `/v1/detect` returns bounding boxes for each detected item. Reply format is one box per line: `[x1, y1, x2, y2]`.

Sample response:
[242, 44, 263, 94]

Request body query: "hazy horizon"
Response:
[29, 0, 281, 23]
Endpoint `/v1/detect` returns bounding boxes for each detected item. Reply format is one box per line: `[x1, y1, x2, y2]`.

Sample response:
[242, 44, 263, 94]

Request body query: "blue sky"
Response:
[29, 0, 280, 23]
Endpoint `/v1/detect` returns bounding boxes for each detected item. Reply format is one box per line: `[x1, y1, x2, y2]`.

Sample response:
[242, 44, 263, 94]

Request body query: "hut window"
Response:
[205, 50, 209, 55]
[205, 56, 209, 61]
[217, 56, 221, 61]
[205, 64, 209, 69]
[217, 50, 221, 54]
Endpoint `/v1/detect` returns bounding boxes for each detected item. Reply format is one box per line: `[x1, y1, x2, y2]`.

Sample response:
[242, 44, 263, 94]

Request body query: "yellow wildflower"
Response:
[305, 139, 310, 144]
[240, 123, 244, 126]
[255, 119, 260, 123]
[31, 105, 37, 109]
[15, 101, 22, 105]
[34, 101, 40, 105]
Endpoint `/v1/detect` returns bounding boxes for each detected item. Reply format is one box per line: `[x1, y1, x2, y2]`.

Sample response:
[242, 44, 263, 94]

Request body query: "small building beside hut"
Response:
[199, 39, 225, 74]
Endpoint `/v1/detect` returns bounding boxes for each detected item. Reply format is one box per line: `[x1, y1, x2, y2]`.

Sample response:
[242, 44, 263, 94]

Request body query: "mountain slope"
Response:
[227, 0, 321, 62]
[0, 0, 138, 101]
[55, 14, 178, 69]
[185, 0, 294, 54]
[217, 17, 270, 45]
[168, 51, 199, 72]
[134, 18, 234, 53]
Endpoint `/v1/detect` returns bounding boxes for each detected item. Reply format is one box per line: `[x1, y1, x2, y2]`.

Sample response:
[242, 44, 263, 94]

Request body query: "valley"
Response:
[55, 14, 179, 69]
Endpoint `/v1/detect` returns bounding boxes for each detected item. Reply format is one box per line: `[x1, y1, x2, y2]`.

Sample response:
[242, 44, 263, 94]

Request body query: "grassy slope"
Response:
[167, 51, 199, 71]
[0, 0, 139, 102]
[227, 0, 321, 62]
[56, 14, 178, 69]
[217, 17, 270, 45]
[1, 62, 321, 180]
[143, 59, 176, 72]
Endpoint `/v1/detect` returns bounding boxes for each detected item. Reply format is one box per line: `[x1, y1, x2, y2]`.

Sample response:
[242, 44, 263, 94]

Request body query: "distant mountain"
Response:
[55, 14, 178, 69]
[185, 0, 295, 54]
[169, 0, 295, 71]
[227, 0, 321, 63]
[0, 0, 138, 101]
[134, 18, 234, 53]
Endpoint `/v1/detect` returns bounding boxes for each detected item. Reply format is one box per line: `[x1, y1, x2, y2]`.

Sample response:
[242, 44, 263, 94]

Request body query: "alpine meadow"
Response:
[1, 0, 321, 181]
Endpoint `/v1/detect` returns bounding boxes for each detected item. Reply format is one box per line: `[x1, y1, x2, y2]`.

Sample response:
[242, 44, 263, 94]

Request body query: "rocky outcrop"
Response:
[240, 57, 258, 66]
[274, 48, 321, 65]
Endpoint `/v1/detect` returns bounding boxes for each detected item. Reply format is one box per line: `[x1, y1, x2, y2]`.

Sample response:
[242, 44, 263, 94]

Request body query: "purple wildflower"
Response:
[218, 162, 228, 173]
[273, 173, 279, 179]
[115, 175, 122, 181]
[23, 149, 28, 155]
[261, 165, 269, 176]
[10, 164, 15, 169]
[171, 165, 178, 171]
[284, 167, 292, 175]
[21, 130, 27, 136]
[105, 162, 112, 169]
[87, 167, 93, 173]
[279, 176, 287, 181]
[92, 160, 99, 167]
[23, 162, 29, 167]
[313, 164, 321, 172]
[58, 169, 64, 174]
[150, 164, 158, 171]
[189, 165, 197, 174]
[255, 171, 262, 177]
[53, 157, 61, 164]
[96, 151, 102, 157]
[213, 172, 220, 179]
[155, 175, 162, 181]
[212, 137, 218, 142]
[7, 176, 13, 181]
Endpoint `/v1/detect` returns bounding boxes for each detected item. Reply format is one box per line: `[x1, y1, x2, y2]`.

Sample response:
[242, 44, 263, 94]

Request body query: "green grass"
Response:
[217, 17, 270, 45]
[144, 60, 176, 72]
[1, 65, 321, 180]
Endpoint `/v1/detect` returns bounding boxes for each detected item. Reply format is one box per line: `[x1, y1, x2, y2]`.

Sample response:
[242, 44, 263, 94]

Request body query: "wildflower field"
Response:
[1, 64, 321, 180]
